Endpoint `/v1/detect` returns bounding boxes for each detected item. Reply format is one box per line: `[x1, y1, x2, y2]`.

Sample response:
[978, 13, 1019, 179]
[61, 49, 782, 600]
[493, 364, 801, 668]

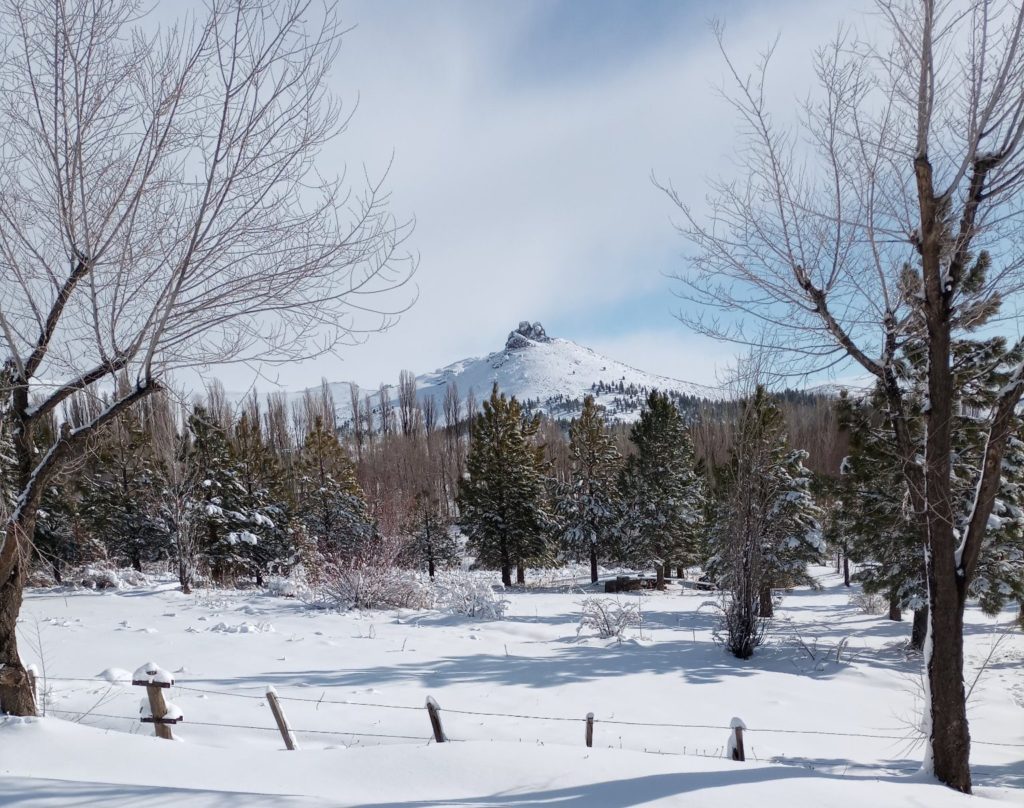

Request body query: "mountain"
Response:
[304, 321, 718, 426]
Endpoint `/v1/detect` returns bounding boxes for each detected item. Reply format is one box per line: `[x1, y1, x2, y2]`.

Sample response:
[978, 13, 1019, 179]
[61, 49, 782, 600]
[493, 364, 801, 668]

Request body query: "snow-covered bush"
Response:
[309, 534, 432, 610]
[577, 597, 641, 641]
[431, 571, 508, 619]
[324, 564, 432, 610]
[64, 564, 152, 590]
[850, 590, 887, 615]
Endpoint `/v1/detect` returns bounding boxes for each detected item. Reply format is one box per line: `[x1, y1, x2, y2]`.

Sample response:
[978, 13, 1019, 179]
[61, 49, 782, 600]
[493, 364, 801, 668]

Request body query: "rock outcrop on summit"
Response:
[505, 321, 550, 350]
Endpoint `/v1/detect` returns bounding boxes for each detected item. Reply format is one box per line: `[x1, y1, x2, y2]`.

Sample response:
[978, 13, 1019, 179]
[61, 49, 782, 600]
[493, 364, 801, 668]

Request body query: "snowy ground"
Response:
[2, 568, 1022, 806]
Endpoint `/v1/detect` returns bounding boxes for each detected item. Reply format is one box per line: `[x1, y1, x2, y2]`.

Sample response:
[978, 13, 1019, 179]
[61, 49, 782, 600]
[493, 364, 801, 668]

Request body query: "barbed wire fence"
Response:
[28, 672, 1023, 771]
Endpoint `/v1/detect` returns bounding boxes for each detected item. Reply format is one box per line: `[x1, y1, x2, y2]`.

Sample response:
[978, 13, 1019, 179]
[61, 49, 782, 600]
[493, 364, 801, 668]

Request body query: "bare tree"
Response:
[0, 0, 414, 715]
[349, 382, 364, 460]
[421, 395, 438, 435]
[397, 369, 419, 436]
[661, 2, 1024, 791]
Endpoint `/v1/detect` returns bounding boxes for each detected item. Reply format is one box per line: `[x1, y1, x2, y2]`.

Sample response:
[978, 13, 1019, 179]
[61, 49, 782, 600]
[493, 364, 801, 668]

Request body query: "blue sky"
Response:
[219, 0, 853, 394]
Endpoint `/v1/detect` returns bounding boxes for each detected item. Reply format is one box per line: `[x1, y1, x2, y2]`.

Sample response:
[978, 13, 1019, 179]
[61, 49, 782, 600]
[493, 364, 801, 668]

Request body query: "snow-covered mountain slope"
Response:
[313, 321, 717, 424]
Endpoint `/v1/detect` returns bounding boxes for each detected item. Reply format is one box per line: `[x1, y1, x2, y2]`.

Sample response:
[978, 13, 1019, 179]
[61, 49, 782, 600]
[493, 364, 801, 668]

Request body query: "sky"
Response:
[220, 0, 855, 395]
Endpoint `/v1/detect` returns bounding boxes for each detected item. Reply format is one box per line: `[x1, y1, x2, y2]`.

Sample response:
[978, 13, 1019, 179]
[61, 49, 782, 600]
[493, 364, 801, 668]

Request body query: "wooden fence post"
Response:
[585, 712, 594, 748]
[266, 686, 298, 750]
[132, 662, 180, 741]
[426, 696, 446, 743]
[729, 717, 746, 762]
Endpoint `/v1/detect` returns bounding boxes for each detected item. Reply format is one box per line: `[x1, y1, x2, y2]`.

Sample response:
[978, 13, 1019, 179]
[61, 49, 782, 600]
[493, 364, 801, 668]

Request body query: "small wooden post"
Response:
[426, 696, 446, 743]
[729, 717, 746, 762]
[266, 686, 298, 750]
[132, 662, 179, 741]
[585, 712, 594, 748]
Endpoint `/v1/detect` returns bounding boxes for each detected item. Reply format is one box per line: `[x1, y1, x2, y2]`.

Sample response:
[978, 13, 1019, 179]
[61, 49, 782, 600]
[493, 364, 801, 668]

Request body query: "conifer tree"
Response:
[232, 408, 293, 584]
[405, 490, 460, 577]
[838, 329, 1024, 637]
[458, 384, 552, 587]
[617, 390, 704, 584]
[708, 385, 823, 657]
[558, 395, 621, 583]
[80, 407, 168, 572]
[186, 406, 274, 584]
[298, 417, 374, 560]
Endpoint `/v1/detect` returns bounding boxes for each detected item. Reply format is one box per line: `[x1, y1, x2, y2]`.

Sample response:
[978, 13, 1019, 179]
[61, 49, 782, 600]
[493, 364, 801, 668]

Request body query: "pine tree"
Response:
[297, 416, 374, 561]
[80, 407, 168, 572]
[558, 395, 621, 583]
[458, 384, 552, 587]
[838, 329, 1024, 634]
[708, 386, 823, 657]
[185, 406, 276, 585]
[836, 387, 926, 628]
[231, 408, 294, 584]
[405, 490, 460, 577]
[617, 390, 704, 584]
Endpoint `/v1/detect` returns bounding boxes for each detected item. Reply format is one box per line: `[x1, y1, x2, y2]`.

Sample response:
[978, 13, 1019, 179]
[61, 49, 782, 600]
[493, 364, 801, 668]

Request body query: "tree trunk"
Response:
[911, 605, 928, 651]
[0, 556, 35, 716]
[589, 546, 598, 584]
[888, 590, 902, 622]
[677, 565, 684, 579]
[516, 563, 525, 586]
[500, 564, 512, 588]
[925, 574, 972, 792]
[843, 554, 850, 587]
[428, 557, 436, 579]
[655, 564, 665, 590]
[758, 583, 774, 618]
[919, 270, 971, 791]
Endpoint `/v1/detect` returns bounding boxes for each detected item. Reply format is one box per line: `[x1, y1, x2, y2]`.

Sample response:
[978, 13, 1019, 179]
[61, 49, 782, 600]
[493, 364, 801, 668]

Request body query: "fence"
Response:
[31, 666, 1023, 769]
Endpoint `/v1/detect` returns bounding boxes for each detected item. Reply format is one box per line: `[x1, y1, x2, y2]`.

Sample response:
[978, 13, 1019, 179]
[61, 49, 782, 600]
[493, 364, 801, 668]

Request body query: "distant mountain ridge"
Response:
[300, 321, 718, 426]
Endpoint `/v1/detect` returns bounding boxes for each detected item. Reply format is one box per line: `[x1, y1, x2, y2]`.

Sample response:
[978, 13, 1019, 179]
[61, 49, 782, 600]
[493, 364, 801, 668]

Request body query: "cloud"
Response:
[211, 0, 855, 393]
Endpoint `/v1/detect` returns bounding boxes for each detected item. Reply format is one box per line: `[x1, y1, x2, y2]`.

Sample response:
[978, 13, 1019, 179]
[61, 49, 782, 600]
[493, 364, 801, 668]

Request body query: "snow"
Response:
[6, 568, 1022, 806]
[256, 323, 718, 425]
[131, 662, 174, 686]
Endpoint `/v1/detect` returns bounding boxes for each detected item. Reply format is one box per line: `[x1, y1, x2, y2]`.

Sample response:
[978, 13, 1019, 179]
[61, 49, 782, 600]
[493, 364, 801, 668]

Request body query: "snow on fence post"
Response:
[426, 696, 446, 743]
[728, 717, 746, 762]
[266, 686, 298, 750]
[132, 662, 181, 741]
[585, 712, 594, 748]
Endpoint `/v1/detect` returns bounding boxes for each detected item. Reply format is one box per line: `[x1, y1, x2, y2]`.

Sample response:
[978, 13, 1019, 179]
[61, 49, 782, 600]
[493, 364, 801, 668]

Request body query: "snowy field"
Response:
[2, 568, 1021, 806]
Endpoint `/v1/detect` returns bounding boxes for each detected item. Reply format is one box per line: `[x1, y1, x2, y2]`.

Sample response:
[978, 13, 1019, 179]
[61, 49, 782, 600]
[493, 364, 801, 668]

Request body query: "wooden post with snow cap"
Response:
[729, 717, 746, 762]
[585, 712, 594, 748]
[426, 696, 446, 743]
[132, 662, 181, 740]
[266, 686, 298, 750]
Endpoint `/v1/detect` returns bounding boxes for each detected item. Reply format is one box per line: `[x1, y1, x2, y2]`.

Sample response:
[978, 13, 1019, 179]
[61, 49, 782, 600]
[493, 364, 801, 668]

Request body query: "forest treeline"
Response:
[26, 374, 838, 585]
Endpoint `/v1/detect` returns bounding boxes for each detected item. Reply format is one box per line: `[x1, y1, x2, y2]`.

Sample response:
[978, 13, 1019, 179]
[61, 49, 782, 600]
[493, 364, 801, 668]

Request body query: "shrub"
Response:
[432, 571, 508, 619]
[850, 590, 887, 615]
[577, 597, 641, 641]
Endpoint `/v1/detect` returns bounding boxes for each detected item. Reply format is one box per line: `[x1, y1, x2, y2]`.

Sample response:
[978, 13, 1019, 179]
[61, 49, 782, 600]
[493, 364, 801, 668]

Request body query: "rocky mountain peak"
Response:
[505, 321, 550, 351]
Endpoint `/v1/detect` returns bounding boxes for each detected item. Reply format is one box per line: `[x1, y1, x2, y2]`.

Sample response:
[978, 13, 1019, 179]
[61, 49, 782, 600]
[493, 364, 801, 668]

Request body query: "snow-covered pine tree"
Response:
[185, 406, 277, 585]
[297, 416, 374, 562]
[558, 395, 621, 583]
[405, 490, 460, 577]
[838, 326, 1024, 639]
[79, 404, 169, 572]
[231, 406, 294, 585]
[708, 385, 823, 657]
[458, 384, 553, 587]
[836, 386, 927, 635]
[617, 390, 704, 585]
